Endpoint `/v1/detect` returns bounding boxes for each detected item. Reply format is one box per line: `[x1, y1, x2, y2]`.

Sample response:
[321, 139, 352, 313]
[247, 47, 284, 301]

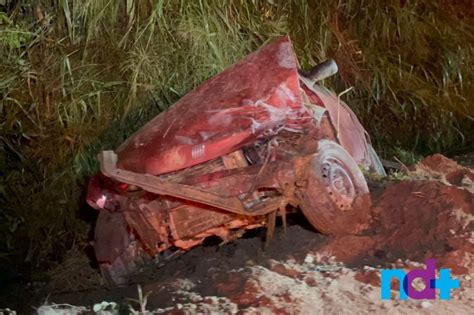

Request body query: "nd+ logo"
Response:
[380, 259, 460, 300]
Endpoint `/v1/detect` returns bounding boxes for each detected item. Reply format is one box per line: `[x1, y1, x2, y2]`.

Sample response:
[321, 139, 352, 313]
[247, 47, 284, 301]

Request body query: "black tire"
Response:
[298, 140, 372, 234]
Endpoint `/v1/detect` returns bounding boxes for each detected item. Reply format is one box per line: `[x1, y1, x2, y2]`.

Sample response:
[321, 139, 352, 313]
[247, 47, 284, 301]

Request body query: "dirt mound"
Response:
[318, 155, 474, 275]
[372, 180, 473, 272]
[411, 154, 474, 192]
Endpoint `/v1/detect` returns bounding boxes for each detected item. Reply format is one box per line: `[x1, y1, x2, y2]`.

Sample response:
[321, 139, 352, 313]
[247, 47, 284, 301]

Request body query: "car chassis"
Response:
[87, 36, 385, 285]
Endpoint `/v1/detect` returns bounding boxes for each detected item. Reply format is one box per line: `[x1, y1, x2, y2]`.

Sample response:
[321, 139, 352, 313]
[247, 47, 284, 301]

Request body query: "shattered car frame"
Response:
[87, 36, 385, 285]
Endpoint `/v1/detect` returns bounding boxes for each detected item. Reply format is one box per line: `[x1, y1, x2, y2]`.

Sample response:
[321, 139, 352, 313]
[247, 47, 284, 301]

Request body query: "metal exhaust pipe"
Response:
[298, 59, 338, 84]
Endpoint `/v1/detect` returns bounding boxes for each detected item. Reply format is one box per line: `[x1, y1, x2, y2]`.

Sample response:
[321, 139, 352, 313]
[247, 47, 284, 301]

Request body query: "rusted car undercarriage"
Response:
[87, 36, 385, 285]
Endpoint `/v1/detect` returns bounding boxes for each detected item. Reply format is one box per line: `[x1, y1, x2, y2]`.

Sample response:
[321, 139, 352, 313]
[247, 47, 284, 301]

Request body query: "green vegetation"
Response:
[1, 0, 473, 281]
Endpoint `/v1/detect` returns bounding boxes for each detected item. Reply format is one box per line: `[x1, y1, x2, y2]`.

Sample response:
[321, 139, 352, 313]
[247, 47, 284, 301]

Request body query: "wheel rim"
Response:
[320, 156, 356, 211]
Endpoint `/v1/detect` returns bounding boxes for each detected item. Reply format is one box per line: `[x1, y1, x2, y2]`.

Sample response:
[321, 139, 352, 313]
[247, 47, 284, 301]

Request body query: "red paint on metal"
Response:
[87, 36, 385, 285]
[116, 36, 311, 175]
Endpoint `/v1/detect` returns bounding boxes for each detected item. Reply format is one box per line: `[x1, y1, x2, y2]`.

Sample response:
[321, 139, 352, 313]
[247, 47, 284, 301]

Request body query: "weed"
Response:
[0, 0, 473, 282]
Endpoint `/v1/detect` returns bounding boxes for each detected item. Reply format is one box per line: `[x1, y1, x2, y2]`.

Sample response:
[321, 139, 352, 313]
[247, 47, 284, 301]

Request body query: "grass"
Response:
[0, 0, 473, 283]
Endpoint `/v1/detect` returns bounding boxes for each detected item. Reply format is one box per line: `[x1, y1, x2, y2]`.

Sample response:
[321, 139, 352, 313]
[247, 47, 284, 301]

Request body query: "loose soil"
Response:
[1, 155, 473, 314]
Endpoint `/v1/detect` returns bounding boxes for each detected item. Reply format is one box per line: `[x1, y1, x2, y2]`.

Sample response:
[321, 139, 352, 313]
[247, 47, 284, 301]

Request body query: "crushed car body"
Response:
[87, 36, 385, 285]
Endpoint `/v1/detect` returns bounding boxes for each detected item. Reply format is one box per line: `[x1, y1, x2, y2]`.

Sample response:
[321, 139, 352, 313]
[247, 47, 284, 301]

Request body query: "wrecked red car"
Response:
[87, 36, 385, 285]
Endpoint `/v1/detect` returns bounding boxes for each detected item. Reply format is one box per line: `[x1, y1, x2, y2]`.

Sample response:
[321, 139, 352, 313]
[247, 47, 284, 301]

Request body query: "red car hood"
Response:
[116, 36, 312, 175]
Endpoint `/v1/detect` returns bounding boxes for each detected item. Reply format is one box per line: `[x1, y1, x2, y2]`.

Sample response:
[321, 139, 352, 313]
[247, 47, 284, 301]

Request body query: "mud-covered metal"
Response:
[87, 36, 384, 285]
[320, 156, 356, 211]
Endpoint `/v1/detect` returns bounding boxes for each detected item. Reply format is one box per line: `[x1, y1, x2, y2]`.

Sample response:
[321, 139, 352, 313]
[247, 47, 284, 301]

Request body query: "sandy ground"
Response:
[142, 258, 473, 314]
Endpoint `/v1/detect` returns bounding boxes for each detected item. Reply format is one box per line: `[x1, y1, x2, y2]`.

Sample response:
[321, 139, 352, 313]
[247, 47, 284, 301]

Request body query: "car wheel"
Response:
[99, 238, 152, 287]
[298, 140, 372, 234]
[94, 210, 151, 287]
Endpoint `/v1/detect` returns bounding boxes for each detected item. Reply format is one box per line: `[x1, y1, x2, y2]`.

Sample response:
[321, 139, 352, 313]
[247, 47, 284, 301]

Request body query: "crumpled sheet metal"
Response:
[300, 81, 374, 171]
[116, 36, 312, 175]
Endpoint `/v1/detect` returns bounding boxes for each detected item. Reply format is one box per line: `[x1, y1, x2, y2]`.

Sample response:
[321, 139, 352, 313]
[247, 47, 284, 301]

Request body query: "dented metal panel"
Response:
[116, 36, 311, 175]
[87, 36, 385, 286]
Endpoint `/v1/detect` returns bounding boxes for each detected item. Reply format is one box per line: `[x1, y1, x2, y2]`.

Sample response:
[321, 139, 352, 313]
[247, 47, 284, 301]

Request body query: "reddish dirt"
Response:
[2, 155, 473, 313]
[322, 181, 473, 269]
[373, 181, 472, 269]
[320, 155, 473, 275]
[413, 153, 474, 188]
